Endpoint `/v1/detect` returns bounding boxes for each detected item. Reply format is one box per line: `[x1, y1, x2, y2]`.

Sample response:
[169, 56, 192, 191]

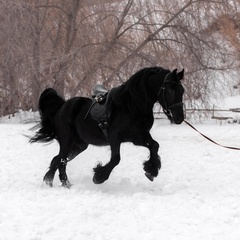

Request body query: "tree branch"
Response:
[104, 0, 195, 84]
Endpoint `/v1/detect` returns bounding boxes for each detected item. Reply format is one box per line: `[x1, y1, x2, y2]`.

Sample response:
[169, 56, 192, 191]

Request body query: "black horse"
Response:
[31, 67, 185, 188]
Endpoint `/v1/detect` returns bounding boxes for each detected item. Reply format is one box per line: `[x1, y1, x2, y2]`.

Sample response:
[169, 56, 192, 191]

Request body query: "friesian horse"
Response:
[31, 67, 185, 187]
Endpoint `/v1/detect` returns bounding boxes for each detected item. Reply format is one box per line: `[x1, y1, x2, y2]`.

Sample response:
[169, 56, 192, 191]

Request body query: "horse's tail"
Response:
[30, 88, 65, 143]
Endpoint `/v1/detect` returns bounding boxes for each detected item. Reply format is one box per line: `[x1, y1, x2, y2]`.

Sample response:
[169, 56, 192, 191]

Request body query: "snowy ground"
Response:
[1, 113, 240, 240]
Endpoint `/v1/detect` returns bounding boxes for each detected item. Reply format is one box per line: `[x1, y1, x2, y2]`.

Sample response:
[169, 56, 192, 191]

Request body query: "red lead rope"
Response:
[184, 120, 240, 151]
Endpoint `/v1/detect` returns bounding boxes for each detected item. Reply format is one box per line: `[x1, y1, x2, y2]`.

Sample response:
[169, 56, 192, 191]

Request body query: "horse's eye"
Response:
[168, 89, 175, 96]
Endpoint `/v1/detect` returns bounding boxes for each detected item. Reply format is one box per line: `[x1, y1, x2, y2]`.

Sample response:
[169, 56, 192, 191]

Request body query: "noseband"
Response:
[157, 79, 183, 119]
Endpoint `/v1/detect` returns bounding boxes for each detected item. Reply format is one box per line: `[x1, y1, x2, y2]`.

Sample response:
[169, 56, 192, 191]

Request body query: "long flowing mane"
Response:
[110, 67, 165, 115]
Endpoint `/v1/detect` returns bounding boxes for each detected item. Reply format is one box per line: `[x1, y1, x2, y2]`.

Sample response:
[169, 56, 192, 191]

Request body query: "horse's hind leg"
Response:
[44, 146, 71, 187]
[57, 158, 71, 188]
[43, 155, 61, 187]
[58, 141, 88, 188]
[43, 140, 71, 187]
[45, 140, 88, 188]
[43, 124, 74, 187]
[67, 142, 88, 162]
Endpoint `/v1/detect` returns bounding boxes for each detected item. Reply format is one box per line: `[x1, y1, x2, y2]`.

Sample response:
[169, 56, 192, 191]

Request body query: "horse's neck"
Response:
[146, 81, 162, 104]
[146, 69, 167, 102]
[137, 98, 155, 117]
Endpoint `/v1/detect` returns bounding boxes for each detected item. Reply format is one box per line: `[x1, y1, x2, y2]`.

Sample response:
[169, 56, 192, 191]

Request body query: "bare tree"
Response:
[0, 0, 239, 116]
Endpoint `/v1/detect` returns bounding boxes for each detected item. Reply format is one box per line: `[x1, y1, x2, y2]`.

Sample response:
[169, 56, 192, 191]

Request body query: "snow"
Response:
[224, 96, 240, 109]
[1, 114, 240, 239]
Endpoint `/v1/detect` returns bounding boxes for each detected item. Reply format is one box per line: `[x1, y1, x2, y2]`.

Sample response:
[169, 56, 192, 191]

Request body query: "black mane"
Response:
[110, 67, 166, 115]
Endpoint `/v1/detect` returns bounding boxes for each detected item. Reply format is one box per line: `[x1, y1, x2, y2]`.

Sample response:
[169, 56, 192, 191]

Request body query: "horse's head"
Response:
[158, 69, 185, 124]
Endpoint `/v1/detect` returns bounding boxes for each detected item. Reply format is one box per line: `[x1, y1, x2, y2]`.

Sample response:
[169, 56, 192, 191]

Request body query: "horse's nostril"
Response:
[174, 116, 183, 124]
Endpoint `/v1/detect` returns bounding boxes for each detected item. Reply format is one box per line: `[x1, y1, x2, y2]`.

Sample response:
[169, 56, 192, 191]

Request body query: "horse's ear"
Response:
[172, 69, 178, 75]
[178, 69, 184, 80]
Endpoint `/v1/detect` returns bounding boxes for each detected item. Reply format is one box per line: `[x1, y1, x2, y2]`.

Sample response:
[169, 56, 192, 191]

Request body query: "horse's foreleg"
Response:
[143, 139, 161, 181]
[93, 141, 121, 184]
[133, 134, 161, 181]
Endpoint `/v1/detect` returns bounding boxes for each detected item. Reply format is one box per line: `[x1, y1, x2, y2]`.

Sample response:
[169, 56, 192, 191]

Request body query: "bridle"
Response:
[157, 77, 183, 119]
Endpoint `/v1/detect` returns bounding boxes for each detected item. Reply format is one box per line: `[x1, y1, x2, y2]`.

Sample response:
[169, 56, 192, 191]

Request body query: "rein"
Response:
[184, 120, 240, 151]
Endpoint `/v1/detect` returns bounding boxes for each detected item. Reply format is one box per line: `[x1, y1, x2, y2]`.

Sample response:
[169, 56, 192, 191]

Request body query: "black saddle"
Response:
[85, 84, 118, 139]
[84, 84, 111, 138]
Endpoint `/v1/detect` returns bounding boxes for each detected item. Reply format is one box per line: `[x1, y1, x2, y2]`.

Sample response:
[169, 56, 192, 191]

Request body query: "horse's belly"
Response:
[75, 119, 109, 146]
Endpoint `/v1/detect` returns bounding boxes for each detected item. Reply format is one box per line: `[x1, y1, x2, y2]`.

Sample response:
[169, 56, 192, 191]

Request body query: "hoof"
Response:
[61, 180, 72, 189]
[43, 171, 54, 187]
[43, 179, 53, 187]
[145, 172, 154, 182]
[93, 163, 108, 184]
[92, 174, 106, 184]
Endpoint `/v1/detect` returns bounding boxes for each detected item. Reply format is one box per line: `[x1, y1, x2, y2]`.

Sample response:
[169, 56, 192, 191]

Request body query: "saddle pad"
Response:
[90, 102, 108, 122]
[89, 87, 119, 122]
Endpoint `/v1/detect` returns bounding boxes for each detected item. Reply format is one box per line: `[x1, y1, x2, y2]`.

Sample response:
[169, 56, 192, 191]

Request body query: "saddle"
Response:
[92, 84, 108, 102]
[85, 84, 111, 139]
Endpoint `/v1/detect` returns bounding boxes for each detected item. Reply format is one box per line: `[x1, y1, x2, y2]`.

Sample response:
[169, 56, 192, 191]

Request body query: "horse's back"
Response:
[55, 96, 109, 145]
[55, 97, 91, 124]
